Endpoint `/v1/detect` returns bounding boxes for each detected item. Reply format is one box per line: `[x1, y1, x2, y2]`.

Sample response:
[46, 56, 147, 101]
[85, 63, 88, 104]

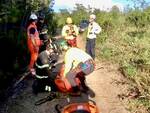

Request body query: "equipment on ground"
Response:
[34, 92, 58, 105]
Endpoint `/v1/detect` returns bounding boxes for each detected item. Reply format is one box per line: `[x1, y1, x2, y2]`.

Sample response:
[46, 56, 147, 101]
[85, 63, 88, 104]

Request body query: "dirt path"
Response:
[1, 36, 130, 113]
[86, 62, 129, 113]
[77, 35, 130, 113]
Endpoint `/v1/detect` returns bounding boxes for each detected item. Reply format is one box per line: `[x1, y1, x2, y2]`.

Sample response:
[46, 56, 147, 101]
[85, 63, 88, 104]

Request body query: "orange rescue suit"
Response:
[27, 22, 41, 69]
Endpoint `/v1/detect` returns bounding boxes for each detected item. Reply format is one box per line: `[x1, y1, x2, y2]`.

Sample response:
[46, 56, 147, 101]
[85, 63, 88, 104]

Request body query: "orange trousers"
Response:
[28, 41, 39, 69]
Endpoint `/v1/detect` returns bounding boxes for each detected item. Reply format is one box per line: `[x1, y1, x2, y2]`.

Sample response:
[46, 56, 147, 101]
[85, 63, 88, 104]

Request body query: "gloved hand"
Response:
[50, 54, 58, 62]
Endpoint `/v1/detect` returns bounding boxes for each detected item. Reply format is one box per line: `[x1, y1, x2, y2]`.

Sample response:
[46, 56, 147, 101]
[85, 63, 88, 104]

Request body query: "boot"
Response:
[70, 86, 81, 96]
[81, 81, 89, 93]
[32, 80, 39, 95]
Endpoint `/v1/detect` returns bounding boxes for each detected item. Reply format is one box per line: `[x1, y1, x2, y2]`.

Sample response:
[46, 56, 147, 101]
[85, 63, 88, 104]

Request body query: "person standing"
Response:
[27, 13, 42, 74]
[86, 14, 101, 60]
[61, 17, 79, 47]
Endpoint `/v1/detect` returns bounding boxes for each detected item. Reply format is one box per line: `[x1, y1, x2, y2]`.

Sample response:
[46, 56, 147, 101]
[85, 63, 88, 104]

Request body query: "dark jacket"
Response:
[35, 51, 52, 78]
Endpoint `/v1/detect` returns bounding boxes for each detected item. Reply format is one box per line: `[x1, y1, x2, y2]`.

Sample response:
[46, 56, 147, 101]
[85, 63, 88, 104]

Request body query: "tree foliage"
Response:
[53, 3, 150, 112]
[0, 0, 53, 92]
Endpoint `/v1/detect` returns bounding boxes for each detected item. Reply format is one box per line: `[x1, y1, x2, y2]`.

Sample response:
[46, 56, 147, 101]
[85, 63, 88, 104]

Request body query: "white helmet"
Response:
[29, 13, 37, 20]
[90, 14, 96, 20]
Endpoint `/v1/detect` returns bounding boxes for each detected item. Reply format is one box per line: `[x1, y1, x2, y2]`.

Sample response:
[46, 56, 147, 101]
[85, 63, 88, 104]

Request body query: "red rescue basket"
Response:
[55, 100, 99, 113]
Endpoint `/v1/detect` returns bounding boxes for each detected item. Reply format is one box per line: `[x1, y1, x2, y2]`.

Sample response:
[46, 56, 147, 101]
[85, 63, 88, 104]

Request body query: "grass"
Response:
[96, 24, 150, 112]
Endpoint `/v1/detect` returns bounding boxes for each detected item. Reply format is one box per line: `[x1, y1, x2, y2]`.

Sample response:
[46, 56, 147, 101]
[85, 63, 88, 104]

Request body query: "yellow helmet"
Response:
[66, 17, 72, 24]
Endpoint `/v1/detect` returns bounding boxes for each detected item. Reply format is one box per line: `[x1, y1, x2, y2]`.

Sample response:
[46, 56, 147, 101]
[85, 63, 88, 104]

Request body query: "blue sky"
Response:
[112, 0, 150, 8]
[113, 0, 150, 5]
[112, 0, 130, 5]
[52, 0, 150, 12]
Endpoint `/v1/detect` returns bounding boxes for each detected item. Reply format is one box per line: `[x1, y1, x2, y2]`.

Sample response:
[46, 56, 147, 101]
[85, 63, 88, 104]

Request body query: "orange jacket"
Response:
[27, 23, 41, 50]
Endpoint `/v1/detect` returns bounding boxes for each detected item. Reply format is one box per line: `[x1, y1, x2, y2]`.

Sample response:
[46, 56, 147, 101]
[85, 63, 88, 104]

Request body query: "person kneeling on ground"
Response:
[63, 47, 95, 95]
[32, 44, 58, 95]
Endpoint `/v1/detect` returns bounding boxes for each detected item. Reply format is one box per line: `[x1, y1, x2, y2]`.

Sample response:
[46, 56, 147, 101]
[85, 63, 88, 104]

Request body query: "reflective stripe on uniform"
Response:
[35, 74, 48, 79]
[45, 85, 51, 91]
[35, 63, 49, 69]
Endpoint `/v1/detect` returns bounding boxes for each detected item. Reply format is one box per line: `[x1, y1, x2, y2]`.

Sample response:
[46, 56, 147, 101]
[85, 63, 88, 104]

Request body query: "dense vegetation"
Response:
[0, 0, 150, 112]
[0, 0, 55, 101]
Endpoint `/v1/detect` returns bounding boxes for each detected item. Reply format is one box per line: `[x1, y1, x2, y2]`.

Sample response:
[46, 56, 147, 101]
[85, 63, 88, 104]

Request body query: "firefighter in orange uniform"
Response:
[27, 13, 42, 74]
